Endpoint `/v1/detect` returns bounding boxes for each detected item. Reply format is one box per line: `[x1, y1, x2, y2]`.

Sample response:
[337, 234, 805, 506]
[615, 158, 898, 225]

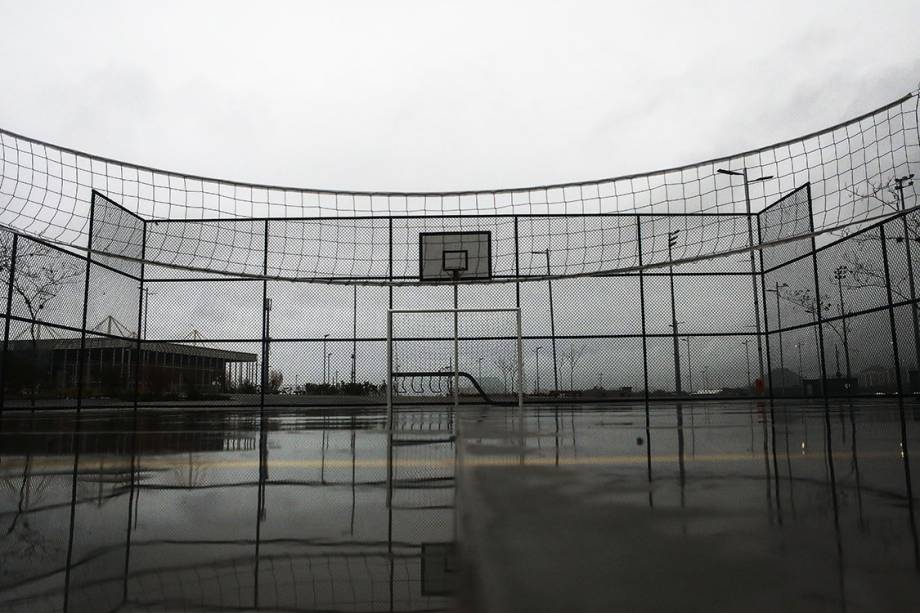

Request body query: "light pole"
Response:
[328, 352, 334, 386]
[351, 286, 358, 385]
[742, 339, 753, 389]
[533, 346, 543, 393]
[494, 358, 509, 394]
[833, 265, 852, 382]
[142, 287, 158, 339]
[765, 282, 789, 392]
[263, 298, 272, 392]
[533, 249, 559, 392]
[477, 356, 484, 382]
[681, 337, 693, 394]
[322, 333, 329, 385]
[895, 174, 920, 382]
[717, 168, 772, 385]
[667, 229, 682, 394]
[795, 342, 804, 383]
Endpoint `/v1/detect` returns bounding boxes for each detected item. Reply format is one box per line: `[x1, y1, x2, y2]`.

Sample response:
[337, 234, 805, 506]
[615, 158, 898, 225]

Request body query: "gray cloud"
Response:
[1, 0, 917, 192]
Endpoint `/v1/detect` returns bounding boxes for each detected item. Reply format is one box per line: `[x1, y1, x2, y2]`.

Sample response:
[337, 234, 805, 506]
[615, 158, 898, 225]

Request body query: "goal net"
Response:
[386, 308, 524, 421]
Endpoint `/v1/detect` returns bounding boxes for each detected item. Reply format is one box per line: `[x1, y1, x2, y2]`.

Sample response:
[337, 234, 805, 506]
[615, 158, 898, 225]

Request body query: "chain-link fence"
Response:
[0, 181, 919, 410]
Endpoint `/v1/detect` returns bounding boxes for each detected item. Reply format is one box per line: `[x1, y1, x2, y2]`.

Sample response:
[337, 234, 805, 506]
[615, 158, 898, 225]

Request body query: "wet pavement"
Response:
[1, 400, 920, 611]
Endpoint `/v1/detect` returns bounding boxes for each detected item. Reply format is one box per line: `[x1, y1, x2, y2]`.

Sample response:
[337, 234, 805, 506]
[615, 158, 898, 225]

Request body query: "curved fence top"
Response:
[0, 89, 918, 283]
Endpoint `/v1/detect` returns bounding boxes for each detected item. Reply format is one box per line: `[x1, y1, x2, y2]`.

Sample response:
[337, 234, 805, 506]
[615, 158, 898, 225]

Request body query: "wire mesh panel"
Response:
[759, 184, 813, 271]
[90, 190, 144, 278]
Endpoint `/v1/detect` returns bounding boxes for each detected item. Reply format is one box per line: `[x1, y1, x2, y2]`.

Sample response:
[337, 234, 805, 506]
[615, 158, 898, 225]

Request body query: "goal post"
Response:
[386, 308, 524, 428]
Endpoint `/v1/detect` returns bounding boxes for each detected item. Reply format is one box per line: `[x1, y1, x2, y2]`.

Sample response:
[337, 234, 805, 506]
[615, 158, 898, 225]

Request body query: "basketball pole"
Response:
[452, 271, 460, 413]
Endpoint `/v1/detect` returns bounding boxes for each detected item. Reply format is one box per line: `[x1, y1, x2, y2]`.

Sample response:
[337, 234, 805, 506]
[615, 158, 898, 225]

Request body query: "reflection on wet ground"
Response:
[1, 400, 920, 611]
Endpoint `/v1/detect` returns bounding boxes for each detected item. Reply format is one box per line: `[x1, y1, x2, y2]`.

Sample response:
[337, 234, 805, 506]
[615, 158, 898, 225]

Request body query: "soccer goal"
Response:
[386, 307, 524, 426]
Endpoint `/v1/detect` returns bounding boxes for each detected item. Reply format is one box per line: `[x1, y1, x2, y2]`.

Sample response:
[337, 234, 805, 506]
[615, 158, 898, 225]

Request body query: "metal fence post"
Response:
[386, 310, 393, 429]
[76, 195, 96, 411]
[254, 218, 271, 608]
[64, 190, 97, 613]
[516, 307, 524, 410]
[388, 217, 394, 354]
[514, 216, 522, 396]
[757, 214, 774, 399]
[133, 221, 146, 409]
[636, 216, 650, 401]
[807, 183, 829, 395]
[881, 224, 905, 395]
[546, 250, 559, 393]
[0, 233, 18, 414]
[260, 220, 269, 408]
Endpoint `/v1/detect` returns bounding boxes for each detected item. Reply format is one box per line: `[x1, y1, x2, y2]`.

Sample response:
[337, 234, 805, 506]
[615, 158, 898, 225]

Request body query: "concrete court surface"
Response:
[2, 399, 920, 611]
[456, 399, 920, 612]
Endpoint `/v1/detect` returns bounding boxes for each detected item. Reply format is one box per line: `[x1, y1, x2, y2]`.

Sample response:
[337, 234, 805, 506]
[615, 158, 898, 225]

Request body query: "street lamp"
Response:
[142, 287, 158, 339]
[681, 337, 693, 394]
[533, 346, 543, 393]
[322, 333, 330, 385]
[717, 168, 772, 384]
[795, 342, 804, 383]
[833, 265, 852, 382]
[667, 229, 682, 394]
[765, 282, 789, 392]
[477, 356, 484, 382]
[351, 286, 358, 385]
[532, 249, 559, 391]
[328, 352, 334, 386]
[263, 297, 273, 391]
[741, 338, 753, 389]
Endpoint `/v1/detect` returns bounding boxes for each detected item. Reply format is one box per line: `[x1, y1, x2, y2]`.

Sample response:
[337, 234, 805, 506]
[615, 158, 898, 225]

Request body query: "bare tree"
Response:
[492, 357, 515, 394]
[843, 175, 901, 218]
[837, 175, 920, 375]
[560, 343, 589, 391]
[0, 235, 82, 404]
[776, 284, 853, 366]
[838, 173, 919, 300]
[0, 235, 83, 343]
[269, 369, 284, 393]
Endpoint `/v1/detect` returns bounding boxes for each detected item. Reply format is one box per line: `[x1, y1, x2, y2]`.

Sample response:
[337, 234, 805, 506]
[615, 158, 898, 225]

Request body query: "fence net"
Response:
[0, 92, 917, 284]
[0, 91, 919, 406]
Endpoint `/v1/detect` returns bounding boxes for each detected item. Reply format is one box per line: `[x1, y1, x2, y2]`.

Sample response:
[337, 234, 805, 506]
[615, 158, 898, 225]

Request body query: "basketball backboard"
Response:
[419, 231, 492, 281]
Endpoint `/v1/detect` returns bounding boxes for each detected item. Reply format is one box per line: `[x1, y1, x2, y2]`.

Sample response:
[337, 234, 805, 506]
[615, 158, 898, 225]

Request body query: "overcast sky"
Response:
[1, 0, 918, 194]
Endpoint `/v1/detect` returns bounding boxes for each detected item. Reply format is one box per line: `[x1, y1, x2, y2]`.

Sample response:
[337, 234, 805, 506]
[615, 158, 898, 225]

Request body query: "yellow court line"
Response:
[0, 450, 904, 475]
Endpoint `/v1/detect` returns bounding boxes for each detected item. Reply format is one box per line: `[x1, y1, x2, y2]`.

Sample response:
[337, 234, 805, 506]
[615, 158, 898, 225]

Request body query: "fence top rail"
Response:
[388, 308, 521, 314]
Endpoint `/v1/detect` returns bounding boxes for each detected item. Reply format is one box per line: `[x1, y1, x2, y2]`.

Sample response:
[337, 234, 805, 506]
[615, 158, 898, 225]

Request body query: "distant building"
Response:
[4, 337, 257, 397]
[769, 367, 801, 393]
[859, 365, 897, 392]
